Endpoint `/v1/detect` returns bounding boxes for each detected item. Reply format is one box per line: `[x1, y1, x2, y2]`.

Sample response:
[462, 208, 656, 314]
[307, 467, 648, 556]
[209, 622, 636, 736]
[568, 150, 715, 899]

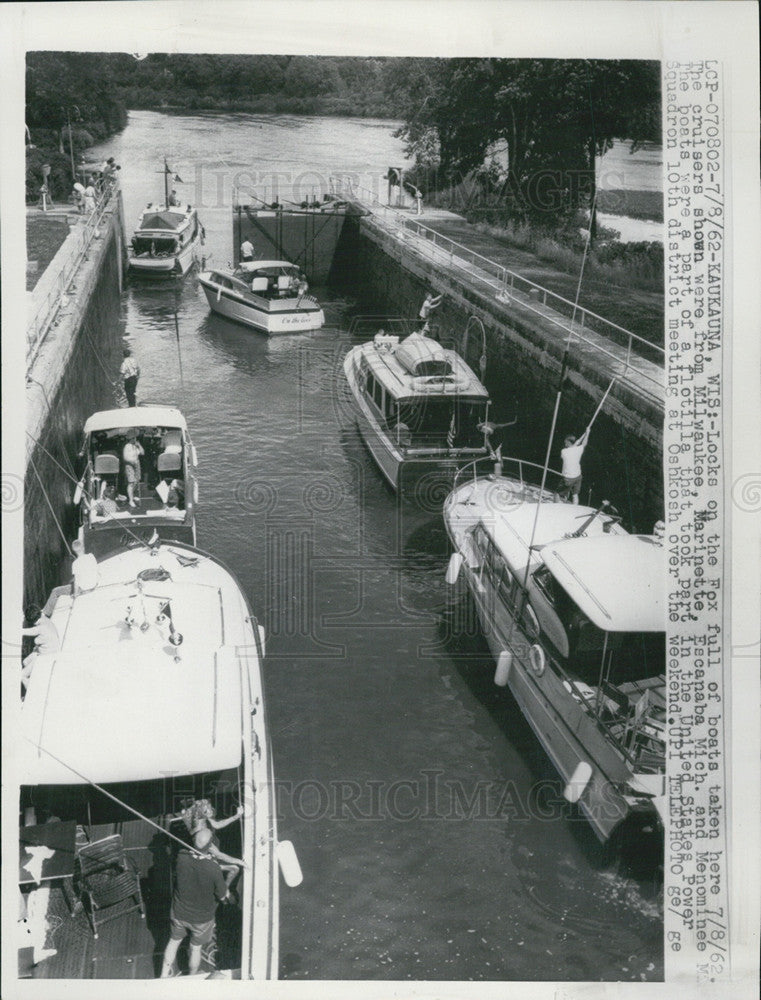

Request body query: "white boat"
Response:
[18, 541, 286, 979]
[75, 406, 198, 557]
[128, 204, 203, 277]
[444, 463, 666, 843]
[343, 330, 492, 492]
[198, 260, 325, 335]
[128, 162, 204, 277]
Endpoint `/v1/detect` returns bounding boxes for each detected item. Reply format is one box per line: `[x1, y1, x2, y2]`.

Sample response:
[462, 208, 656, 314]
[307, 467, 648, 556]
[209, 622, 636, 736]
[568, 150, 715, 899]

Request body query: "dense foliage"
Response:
[26, 52, 128, 201]
[103, 53, 399, 117]
[384, 58, 660, 230]
[24, 52, 403, 201]
[26, 52, 660, 235]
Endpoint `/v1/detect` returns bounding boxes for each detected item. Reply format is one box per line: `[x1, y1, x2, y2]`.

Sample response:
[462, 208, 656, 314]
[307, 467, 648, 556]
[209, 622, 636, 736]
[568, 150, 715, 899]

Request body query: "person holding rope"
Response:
[178, 799, 246, 890]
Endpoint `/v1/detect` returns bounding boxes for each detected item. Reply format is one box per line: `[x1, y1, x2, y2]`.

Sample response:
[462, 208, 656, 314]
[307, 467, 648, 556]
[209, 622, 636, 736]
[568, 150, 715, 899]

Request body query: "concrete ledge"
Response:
[359, 214, 663, 450]
[26, 202, 124, 466]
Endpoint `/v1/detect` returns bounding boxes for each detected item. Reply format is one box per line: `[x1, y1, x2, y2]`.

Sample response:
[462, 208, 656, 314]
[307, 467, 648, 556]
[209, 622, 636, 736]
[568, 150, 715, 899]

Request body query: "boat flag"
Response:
[447, 410, 456, 448]
[174, 173, 183, 184]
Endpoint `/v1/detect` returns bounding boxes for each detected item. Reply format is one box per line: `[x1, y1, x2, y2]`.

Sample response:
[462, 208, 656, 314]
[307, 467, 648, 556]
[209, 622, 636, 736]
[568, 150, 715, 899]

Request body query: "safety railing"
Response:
[337, 180, 665, 391]
[27, 181, 119, 371]
[449, 453, 566, 499]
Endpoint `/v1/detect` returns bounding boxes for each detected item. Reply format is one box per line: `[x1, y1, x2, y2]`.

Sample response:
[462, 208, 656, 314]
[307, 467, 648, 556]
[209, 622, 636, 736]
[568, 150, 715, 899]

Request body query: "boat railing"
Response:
[555, 660, 665, 772]
[27, 179, 119, 371]
[450, 453, 565, 499]
[347, 315, 417, 337]
[336, 179, 665, 395]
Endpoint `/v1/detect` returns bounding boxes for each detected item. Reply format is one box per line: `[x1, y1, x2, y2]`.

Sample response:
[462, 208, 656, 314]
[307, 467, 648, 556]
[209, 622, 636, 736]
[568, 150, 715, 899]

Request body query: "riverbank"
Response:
[417, 215, 663, 348]
[128, 95, 396, 118]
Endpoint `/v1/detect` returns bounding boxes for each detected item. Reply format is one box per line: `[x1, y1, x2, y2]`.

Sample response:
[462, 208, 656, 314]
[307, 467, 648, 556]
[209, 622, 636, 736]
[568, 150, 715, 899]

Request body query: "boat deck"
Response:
[24, 817, 240, 980]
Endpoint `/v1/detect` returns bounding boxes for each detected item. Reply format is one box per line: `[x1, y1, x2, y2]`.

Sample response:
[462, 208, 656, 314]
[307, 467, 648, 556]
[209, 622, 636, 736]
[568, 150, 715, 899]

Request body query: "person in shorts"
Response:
[556, 427, 591, 504]
[160, 828, 230, 977]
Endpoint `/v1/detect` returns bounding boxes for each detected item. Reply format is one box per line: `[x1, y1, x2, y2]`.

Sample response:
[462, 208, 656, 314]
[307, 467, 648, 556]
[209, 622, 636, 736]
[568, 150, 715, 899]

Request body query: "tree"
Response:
[391, 58, 660, 230]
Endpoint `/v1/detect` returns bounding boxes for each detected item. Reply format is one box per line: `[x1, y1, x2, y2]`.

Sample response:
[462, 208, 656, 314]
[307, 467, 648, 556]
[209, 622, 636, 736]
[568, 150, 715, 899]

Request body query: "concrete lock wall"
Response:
[334, 217, 664, 532]
[233, 205, 354, 284]
[24, 212, 125, 609]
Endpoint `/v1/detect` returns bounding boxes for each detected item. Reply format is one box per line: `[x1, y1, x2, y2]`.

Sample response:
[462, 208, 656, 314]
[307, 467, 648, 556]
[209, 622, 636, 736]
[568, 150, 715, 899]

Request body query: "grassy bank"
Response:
[472, 219, 663, 293]
[26, 215, 71, 290]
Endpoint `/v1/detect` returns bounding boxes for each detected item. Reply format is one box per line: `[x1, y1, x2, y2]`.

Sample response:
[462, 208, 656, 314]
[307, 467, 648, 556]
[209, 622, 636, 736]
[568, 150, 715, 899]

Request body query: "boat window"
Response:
[549, 575, 665, 683]
[365, 373, 385, 414]
[474, 526, 521, 610]
[533, 566, 557, 605]
[397, 398, 488, 447]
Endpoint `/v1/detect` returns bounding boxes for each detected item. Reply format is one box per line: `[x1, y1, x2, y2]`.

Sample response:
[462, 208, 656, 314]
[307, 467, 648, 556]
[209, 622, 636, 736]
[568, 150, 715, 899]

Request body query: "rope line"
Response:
[22, 737, 206, 855]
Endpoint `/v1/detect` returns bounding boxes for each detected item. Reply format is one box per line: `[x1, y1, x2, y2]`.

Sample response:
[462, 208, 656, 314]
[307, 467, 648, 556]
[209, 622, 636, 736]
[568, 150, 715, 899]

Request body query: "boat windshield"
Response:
[396, 398, 487, 448]
[534, 565, 665, 683]
[132, 235, 179, 257]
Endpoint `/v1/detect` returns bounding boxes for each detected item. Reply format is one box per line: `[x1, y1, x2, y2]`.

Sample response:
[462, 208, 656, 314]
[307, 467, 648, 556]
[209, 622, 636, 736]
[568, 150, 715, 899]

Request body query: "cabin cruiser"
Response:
[343, 330, 492, 492]
[444, 465, 666, 843]
[127, 162, 204, 277]
[127, 204, 203, 277]
[17, 541, 291, 979]
[198, 260, 325, 335]
[75, 406, 198, 557]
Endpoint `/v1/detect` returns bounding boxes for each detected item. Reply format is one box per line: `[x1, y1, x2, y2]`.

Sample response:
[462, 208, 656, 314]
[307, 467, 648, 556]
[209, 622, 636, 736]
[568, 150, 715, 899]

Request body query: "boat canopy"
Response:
[485, 503, 627, 577]
[238, 260, 300, 273]
[540, 535, 664, 633]
[355, 339, 489, 402]
[19, 643, 244, 784]
[395, 333, 452, 377]
[84, 406, 187, 434]
[136, 210, 188, 232]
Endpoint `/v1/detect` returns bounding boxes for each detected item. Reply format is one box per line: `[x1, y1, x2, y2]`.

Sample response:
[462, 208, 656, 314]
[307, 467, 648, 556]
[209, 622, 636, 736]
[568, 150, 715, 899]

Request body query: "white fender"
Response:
[73, 475, 85, 506]
[445, 552, 463, 585]
[494, 650, 512, 687]
[563, 761, 592, 803]
[278, 840, 303, 887]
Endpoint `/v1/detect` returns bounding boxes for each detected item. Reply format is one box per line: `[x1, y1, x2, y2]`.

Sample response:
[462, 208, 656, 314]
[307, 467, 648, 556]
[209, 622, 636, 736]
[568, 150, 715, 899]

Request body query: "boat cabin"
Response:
[234, 261, 308, 300]
[17, 546, 276, 979]
[130, 206, 199, 259]
[356, 332, 490, 451]
[469, 508, 665, 771]
[78, 407, 197, 554]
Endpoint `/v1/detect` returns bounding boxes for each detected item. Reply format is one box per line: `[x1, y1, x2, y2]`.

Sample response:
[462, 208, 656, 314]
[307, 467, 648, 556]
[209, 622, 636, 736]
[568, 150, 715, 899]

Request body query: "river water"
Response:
[89, 110, 663, 982]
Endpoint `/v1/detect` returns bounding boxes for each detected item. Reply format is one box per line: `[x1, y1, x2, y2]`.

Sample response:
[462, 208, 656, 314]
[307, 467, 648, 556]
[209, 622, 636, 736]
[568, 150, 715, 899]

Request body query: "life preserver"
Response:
[529, 643, 546, 677]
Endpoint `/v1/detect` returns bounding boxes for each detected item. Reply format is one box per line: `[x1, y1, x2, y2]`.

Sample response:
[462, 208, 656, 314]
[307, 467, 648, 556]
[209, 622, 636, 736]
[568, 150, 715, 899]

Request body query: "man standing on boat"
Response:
[240, 237, 255, 263]
[160, 828, 231, 978]
[120, 347, 140, 407]
[557, 426, 591, 504]
[419, 290, 443, 335]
